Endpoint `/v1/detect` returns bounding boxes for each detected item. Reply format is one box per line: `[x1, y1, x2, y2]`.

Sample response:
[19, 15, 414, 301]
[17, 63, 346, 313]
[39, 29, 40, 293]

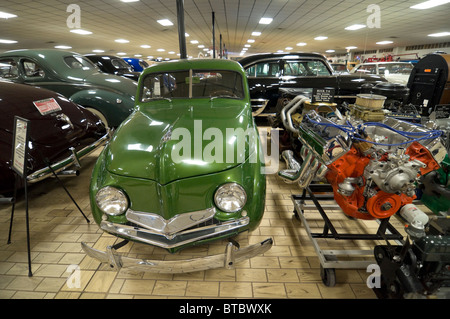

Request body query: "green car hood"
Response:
[104, 99, 256, 184]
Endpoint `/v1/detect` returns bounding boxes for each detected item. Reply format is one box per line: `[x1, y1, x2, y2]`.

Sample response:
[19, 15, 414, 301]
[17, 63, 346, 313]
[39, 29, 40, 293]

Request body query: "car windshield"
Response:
[111, 58, 133, 71]
[64, 55, 97, 71]
[378, 63, 414, 75]
[141, 69, 245, 102]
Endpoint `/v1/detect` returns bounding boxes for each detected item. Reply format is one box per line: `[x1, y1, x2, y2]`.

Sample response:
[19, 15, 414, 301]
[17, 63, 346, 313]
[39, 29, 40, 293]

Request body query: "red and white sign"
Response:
[33, 98, 62, 115]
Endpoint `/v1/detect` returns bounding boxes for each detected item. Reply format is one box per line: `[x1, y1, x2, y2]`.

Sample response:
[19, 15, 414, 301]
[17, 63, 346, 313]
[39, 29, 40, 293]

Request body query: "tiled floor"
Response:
[0, 130, 417, 299]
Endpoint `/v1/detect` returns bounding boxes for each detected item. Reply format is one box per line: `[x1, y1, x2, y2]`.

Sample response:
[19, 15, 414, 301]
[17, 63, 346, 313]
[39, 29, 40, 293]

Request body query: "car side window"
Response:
[246, 61, 280, 77]
[284, 60, 331, 76]
[22, 59, 45, 78]
[0, 59, 19, 79]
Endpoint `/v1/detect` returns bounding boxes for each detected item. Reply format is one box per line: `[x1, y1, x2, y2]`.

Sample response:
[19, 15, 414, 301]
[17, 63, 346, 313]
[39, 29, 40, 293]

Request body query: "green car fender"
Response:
[70, 89, 135, 128]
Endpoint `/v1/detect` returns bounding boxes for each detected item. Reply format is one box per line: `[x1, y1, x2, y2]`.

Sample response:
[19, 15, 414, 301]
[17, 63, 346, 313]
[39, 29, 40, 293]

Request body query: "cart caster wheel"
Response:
[320, 266, 336, 287]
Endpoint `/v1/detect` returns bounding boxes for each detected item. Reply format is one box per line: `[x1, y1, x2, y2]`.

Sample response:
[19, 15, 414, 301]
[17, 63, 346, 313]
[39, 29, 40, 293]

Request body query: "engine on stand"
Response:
[279, 93, 447, 220]
[278, 90, 449, 297]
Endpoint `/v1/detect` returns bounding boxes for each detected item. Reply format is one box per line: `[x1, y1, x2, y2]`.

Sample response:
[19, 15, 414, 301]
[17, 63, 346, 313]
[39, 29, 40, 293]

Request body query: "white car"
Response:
[350, 62, 414, 85]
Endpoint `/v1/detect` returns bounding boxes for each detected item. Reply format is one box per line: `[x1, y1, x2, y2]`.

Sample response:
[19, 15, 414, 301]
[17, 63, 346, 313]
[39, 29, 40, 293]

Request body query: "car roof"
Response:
[0, 48, 82, 59]
[142, 58, 245, 74]
[238, 52, 327, 66]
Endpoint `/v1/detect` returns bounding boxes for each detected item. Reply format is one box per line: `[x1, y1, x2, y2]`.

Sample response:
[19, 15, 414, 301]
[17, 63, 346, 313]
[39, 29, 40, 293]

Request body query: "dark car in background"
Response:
[84, 54, 140, 81]
[238, 52, 387, 117]
[0, 49, 138, 128]
[0, 81, 108, 195]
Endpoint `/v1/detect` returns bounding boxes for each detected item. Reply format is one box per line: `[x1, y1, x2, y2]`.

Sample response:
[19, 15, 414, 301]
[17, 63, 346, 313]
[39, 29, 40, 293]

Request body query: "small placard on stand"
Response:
[8, 116, 33, 276]
[311, 87, 335, 103]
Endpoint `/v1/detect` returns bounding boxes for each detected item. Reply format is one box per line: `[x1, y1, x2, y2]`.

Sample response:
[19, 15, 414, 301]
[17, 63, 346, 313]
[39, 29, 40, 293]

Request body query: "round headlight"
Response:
[214, 183, 247, 213]
[95, 186, 128, 216]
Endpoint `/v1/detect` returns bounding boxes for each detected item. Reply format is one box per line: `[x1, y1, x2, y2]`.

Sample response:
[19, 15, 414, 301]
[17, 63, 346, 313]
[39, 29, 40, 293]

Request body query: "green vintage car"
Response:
[82, 58, 272, 273]
[0, 49, 137, 128]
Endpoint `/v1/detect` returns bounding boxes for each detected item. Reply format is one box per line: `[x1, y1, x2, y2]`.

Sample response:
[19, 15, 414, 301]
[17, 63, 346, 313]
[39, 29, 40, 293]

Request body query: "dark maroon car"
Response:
[0, 80, 109, 195]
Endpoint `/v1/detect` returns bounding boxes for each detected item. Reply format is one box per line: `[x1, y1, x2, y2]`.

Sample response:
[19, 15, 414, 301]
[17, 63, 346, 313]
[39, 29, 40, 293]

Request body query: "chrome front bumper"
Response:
[99, 214, 251, 249]
[81, 238, 273, 273]
[27, 131, 109, 183]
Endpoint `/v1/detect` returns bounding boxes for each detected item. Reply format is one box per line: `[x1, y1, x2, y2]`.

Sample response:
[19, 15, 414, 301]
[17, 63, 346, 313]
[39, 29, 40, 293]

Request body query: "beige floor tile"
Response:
[120, 279, 155, 295]
[185, 281, 219, 297]
[152, 280, 187, 296]
[252, 283, 287, 298]
[219, 282, 253, 298]
[236, 268, 267, 282]
[267, 269, 300, 282]
[85, 270, 117, 293]
[285, 283, 322, 298]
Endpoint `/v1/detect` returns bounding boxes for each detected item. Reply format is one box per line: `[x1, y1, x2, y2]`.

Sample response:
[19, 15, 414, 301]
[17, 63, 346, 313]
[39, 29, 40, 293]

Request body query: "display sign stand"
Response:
[7, 117, 90, 277]
[7, 116, 33, 276]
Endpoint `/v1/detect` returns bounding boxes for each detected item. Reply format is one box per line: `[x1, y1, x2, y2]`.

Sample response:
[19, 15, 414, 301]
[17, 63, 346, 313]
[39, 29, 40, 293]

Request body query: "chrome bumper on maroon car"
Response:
[27, 131, 109, 183]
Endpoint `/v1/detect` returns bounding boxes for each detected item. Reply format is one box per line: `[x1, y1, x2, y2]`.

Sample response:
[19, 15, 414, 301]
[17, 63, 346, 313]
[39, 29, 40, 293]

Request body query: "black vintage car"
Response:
[0, 80, 108, 195]
[84, 54, 140, 81]
[238, 52, 387, 117]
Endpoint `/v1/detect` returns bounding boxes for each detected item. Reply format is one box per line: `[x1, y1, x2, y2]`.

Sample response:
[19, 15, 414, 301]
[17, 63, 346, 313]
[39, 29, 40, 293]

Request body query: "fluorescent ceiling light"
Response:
[259, 17, 273, 24]
[93, 49, 104, 53]
[117, 52, 127, 55]
[428, 31, 450, 37]
[345, 46, 357, 50]
[244, 44, 251, 47]
[0, 39, 17, 44]
[140, 44, 151, 48]
[198, 45, 205, 48]
[410, 0, 450, 9]
[252, 31, 261, 36]
[121, 0, 140, 2]
[168, 51, 175, 54]
[157, 19, 173, 26]
[314, 36, 328, 40]
[285, 47, 293, 50]
[134, 54, 142, 57]
[242, 48, 248, 51]
[345, 24, 366, 30]
[247, 39, 255, 43]
[190, 40, 199, 44]
[70, 29, 92, 35]
[0, 11, 17, 19]
[115, 39, 129, 43]
[185, 33, 190, 37]
[147, 56, 154, 59]
[296, 42, 307, 46]
[157, 48, 165, 52]
[277, 50, 284, 53]
[55, 45, 72, 49]
[326, 49, 335, 53]
[376, 40, 393, 45]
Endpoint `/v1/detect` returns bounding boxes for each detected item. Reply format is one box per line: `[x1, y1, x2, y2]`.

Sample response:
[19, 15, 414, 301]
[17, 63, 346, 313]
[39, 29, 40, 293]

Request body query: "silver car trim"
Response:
[125, 207, 216, 238]
[27, 131, 109, 183]
[100, 216, 250, 249]
[81, 238, 273, 273]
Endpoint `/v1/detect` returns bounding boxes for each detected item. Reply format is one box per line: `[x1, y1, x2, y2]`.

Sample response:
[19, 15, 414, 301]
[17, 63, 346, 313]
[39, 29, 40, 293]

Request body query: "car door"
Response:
[245, 59, 282, 111]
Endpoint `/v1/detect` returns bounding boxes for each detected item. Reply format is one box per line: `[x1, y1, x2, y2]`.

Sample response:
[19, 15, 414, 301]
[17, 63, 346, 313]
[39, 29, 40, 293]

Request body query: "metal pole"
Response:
[176, 0, 187, 59]
[212, 11, 215, 58]
[219, 34, 222, 59]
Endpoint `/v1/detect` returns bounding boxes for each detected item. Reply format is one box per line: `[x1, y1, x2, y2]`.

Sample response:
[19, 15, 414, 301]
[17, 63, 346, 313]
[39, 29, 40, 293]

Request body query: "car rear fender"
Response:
[69, 89, 135, 128]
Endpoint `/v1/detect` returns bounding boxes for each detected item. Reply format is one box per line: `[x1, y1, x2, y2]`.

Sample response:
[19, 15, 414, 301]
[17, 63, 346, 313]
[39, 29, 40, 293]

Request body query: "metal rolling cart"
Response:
[292, 183, 404, 287]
